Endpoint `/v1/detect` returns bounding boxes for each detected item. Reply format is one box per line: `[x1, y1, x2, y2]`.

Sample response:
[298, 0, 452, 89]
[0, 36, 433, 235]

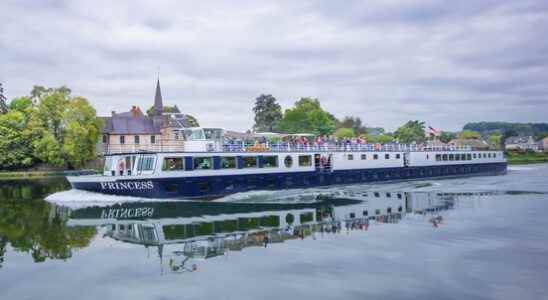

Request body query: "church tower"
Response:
[153, 79, 163, 116]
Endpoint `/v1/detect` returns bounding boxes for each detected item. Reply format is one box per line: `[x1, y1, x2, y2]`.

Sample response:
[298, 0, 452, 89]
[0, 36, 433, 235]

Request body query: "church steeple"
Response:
[153, 78, 163, 116]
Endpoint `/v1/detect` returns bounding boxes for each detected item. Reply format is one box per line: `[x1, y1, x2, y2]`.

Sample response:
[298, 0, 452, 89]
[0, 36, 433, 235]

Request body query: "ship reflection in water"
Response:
[49, 190, 483, 275]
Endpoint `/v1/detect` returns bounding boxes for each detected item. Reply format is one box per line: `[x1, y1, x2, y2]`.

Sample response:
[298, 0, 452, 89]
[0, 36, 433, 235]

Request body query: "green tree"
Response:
[252, 94, 282, 132]
[145, 105, 200, 127]
[439, 131, 457, 143]
[458, 130, 481, 140]
[394, 120, 426, 144]
[0, 111, 34, 169]
[367, 134, 395, 144]
[334, 128, 354, 139]
[276, 98, 336, 135]
[337, 116, 367, 135]
[488, 134, 502, 149]
[9, 97, 33, 113]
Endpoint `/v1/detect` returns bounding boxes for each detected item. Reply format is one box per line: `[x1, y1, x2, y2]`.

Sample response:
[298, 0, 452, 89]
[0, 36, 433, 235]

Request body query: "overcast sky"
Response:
[1, 0, 547, 132]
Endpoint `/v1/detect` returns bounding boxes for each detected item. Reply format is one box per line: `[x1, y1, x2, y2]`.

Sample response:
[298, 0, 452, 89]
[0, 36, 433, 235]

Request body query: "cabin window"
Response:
[436, 154, 441, 161]
[397, 193, 402, 199]
[374, 192, 380, 197]
[361, 154, 367, 160]
[284, 156, 293, 168]
[299, 155, 312, 166]
[386, 192, 391, 198]
[449, 154, 454, 161]
[426, 154, 429, 160]
[385, 154, 390, 159]
[262, 156, 278, 168]
[163, 157, 184, 171]
[198, 182, 210, 192]
[455, 154, 460, 161]
[396, 154, 401, 159]
[348, 154, 354, 160]
[151, 135, 156, 144]
[102, 134, 108, 144]
[363, 210, 368, 216]
[120, 135, 125, 144]
[467, 154, 472, 160]
[373, 154, 378, 160]
[221, 157, 236, 169]
[473, 153, 477, 159]
[375, 209, 381, 215]
[134, 135, 140, 144]
[488, 153, 491, 158]
[461, 154, 466, 160]
[165, 184, 178, 193]
[483, 153, 487, 158]
[193, 157, 212, 170]
[493, 153, 496, 158]
[137, 156, 155, 171]
[242, 156, 258, 168]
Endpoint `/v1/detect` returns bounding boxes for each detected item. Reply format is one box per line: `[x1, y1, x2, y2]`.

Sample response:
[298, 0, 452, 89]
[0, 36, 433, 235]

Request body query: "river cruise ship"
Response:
[67, 128, 507, 199]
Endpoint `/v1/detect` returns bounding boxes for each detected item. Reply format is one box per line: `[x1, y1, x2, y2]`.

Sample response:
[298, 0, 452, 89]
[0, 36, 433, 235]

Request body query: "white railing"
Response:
[103, 141, 473, 154]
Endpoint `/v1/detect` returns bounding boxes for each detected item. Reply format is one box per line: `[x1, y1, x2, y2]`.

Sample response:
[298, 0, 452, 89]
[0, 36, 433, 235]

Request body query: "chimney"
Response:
[131, 106, 139, 118]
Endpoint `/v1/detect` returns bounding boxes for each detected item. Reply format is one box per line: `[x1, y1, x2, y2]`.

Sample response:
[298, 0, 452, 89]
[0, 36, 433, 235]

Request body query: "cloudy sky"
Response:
[1, 0, 547, 132]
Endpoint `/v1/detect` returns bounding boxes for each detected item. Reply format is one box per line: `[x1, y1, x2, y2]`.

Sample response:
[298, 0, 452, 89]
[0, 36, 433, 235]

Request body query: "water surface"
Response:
[1, 165, 547, 300]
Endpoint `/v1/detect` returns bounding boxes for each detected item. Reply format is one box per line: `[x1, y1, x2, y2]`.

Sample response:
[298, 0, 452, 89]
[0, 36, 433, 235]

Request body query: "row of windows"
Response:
[435, 152, 497, 162]
[347, 153, 401, 160]
[162, 155, 314, 171]
[103, 135, 157, 144]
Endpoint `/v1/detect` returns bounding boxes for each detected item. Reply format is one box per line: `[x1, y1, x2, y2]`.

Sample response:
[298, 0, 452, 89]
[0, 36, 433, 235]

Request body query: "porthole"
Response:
[284, 155, 293, 168]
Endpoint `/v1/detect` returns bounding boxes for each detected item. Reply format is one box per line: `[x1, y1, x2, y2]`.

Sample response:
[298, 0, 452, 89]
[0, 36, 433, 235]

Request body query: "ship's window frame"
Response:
[436, 154, 441, 161]
[298, 155, 312, 167]
[347, 154, 354, 160]
[193, 157, 212, 170]
[385, 153, 390, 159]
[373, 154, 378, 160]
[261, 155, 278, 168]
[455, 154, 460, 161]
[473, 153, 477, 159]
[396, 153, 401, 159]
[137, 155, 156, 171]
[442, 154, 448, 161]
[162, 157, 184, 171]
[493, 153, 496, 158]
[467, 153, 472, 160]
[284, 155, 293, 168]
[483, 153, 487, 158]
[242, 156, 258, 168]
[374, 192, 380, 197]
[220, 156, 236, 169]
[361, 154, 367, 160]
[449, 154, 454, 161]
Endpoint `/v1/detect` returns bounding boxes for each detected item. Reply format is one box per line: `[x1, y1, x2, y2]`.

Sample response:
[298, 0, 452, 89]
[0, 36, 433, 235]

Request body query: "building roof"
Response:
[102, 107, 161, 134]
[153, 79, 163, 116]
[505, 136, 535, 144]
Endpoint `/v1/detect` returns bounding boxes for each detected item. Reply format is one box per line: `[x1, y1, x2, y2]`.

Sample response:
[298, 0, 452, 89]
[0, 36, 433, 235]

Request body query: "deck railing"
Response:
[102, 141, 473, 154]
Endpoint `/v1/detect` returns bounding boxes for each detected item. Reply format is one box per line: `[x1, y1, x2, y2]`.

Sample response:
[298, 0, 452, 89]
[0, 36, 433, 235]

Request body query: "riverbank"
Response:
[0, 170, 98, 180]
[506, 151, 548, 165]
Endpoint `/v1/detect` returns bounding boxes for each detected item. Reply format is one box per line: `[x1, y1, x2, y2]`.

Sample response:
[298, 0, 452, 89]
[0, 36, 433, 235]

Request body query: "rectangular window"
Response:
[262, 156, 278, 168]
[467, 154, 472, 160]
[473, 153, 477, 159]
[396, 154, 401, 159]
[449, 154, 454, 161]
[493, 153, 496, 158]
[221, 157, 236, 169]
[373, 154, 378, 160]
[442, 154, 448, 161]
[162, 157, 184, 171]
[103, 134, 108, 144]
[347, 154, 354, 160]
[385, 154, 390, 159]
[488, 153, 492, 158]
[134, 135, 140, 144]
[151, 135, 156, 144]
[436, 154, 441, 161]
[242, 156, 258, 168]
[483, 153, 487, 158]
[137, 156, 155, 171]
[120, 135, 125, 144]
[193, 157, 212, 170]
[455, 154, 460, 161]
[299, 155, 312, 166]
[361, 154, 367, 160]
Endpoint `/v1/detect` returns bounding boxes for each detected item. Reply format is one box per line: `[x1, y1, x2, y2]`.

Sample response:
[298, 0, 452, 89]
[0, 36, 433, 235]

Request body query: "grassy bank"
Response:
[506, 151, 548, 165]
[0, 170, 98, 180]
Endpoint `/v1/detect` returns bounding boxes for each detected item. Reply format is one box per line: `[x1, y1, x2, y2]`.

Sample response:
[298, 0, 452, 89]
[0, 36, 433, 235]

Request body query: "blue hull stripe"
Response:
[71, 162, 507, 199]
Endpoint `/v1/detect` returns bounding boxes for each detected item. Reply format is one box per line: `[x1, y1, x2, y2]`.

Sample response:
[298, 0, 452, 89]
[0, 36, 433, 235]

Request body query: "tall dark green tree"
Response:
[0, 83, 7, 114]
[337, 116, 367, 135]
[276, 97, 336, 135]
[252, 94, 282, 132]
[394, 120, 426, 144]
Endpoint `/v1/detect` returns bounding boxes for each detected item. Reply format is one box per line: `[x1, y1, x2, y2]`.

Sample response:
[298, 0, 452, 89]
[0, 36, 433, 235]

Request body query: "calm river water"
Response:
[1, 164, 548, 300]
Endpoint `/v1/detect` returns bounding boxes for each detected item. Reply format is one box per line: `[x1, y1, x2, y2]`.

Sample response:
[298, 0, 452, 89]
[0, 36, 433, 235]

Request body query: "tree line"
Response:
[0, 86, 101, 170]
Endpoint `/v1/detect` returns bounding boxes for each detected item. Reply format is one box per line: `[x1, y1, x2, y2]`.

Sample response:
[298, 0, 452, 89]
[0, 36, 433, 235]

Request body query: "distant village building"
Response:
[99, 80, 194, 154]
[504, 136, 540, 152]
[0, 83, 8, 114]
[448, 138, 490, 150]
[542, 137, 548, 152]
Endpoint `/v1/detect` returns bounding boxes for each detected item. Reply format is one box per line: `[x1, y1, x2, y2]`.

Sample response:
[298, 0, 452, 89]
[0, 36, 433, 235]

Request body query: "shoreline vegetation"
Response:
[505, 151, 548, 165]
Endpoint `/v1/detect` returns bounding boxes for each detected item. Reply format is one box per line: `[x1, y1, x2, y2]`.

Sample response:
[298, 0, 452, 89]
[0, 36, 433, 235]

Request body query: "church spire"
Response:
[153, 78, 163, 116]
